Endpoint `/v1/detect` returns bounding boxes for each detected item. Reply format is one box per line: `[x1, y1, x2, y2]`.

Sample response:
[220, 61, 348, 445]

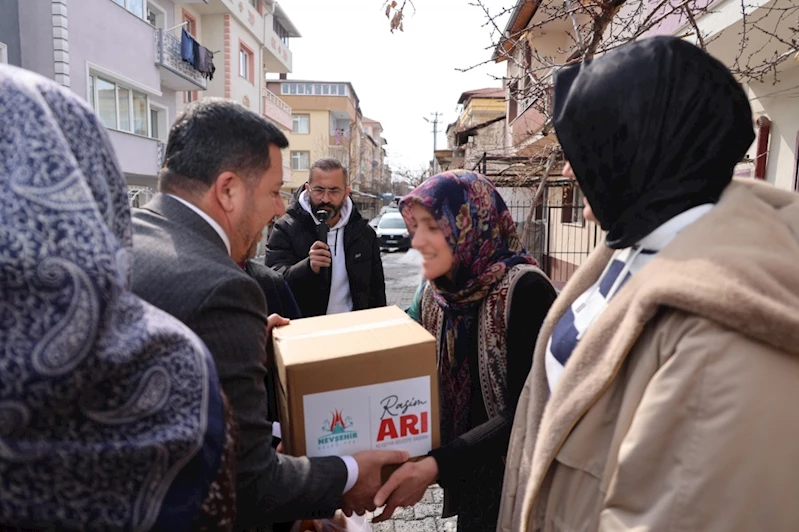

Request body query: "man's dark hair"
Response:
[309, 157, 348, 185]
[159, 98, 289, 195]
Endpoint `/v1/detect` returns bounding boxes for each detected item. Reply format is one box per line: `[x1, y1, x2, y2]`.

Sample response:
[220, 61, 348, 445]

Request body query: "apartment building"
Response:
[267, 79, 385, 192]
[0, 0, 299, 201]
[436, 88, 506, 172]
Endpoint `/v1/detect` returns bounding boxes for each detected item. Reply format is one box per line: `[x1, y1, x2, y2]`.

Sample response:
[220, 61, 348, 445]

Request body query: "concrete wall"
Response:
[747, 65, 799, 191]
[107, 129, 159, 183]
[17, 0, 53, 79]
[68, 0, 161, 101]
[229, 15, 261, 111]
[0, 0, 22, 66]
[201, 14, 225, 100]
[283, 109, 329, 189]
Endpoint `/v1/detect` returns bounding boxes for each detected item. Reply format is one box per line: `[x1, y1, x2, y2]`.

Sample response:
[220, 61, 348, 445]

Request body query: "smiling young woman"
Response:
[373, 171, 557, 532]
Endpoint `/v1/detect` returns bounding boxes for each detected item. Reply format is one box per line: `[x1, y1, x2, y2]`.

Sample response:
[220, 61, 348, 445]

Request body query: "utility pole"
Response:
[423, 112, 442, 175]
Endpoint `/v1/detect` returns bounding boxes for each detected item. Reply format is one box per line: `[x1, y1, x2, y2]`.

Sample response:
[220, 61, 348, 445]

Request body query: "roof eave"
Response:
[491, 0, 540, 63]
[274, 3, 302, 38]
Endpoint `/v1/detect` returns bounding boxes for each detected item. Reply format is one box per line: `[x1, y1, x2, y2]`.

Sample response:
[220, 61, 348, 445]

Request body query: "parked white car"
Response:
[376, 212, 411, 251]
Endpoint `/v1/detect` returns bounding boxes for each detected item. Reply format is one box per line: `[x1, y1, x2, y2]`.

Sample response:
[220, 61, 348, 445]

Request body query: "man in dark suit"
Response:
[130, 99, 407, 530]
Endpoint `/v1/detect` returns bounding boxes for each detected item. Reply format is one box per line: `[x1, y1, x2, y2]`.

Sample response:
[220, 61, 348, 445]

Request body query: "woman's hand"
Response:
[372, 457, 439, 523]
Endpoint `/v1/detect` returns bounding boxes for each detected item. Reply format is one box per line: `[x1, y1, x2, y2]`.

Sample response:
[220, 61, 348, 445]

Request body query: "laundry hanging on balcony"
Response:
[180, 29, 216, 81]
[197, 47, 215, 81]
[181, 28, 195, 65]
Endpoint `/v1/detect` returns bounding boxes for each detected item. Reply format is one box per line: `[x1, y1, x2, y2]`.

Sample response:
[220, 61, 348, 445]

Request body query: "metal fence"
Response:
[507, 192, 600, 288]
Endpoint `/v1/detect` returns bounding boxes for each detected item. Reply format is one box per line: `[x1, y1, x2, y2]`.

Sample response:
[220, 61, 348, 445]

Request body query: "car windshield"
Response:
[378, 216, 407, 230]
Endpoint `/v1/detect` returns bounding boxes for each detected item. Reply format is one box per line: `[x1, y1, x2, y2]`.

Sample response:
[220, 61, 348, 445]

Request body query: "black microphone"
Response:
[316, 210, 330, 284]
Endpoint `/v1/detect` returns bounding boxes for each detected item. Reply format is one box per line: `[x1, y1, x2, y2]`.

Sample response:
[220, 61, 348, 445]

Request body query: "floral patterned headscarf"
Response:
[400, 171, 535, 440]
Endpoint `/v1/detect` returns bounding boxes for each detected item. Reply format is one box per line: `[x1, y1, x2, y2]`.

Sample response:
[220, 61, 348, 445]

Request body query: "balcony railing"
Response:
[155, 28, 207, 91]
[264, 87, 291, 114]
[128, 185, 156, 208]
[262, 88, 293, 130]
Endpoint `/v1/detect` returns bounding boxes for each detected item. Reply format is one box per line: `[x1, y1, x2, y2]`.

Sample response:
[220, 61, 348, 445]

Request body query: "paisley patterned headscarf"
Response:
[400, 171, 534, 441]
[0, 65, 226, 530]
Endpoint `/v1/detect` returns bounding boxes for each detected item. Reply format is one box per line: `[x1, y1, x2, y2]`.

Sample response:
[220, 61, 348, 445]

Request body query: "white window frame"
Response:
[146, 0, 166, 29]
[88, 69, 156, 138]
[0, 42, 7, 65]
[292, 114, 309, 134]
[148, 101, 169, 141]
[112, 0, 147, 19]
[290, 151, 310, 171]
[239, 48, 249, 80]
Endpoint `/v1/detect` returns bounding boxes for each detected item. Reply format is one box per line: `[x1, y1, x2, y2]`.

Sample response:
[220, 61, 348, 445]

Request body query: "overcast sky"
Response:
[278, 0, 511, 174]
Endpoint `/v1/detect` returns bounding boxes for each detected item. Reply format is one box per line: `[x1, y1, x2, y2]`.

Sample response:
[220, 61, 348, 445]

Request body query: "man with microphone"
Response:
[266, 157, 386, 318]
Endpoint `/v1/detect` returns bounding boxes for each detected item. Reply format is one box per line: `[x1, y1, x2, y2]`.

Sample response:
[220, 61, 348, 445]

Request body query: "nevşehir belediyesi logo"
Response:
[318, 409, 359, 447]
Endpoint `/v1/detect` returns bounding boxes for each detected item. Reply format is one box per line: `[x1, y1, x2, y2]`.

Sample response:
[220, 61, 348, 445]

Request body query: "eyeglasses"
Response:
[310, 186, 345, 199]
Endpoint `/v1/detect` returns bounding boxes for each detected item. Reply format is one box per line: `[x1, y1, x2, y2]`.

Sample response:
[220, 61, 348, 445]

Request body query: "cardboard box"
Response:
[272, 306, 439, 475]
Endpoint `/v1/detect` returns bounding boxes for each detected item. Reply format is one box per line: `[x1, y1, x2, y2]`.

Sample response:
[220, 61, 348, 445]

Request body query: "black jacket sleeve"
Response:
[188, 277, 347, 525]
[265, 222, 317, 289]
[428, 271, 557, 487]
[370, 233, 387, 308]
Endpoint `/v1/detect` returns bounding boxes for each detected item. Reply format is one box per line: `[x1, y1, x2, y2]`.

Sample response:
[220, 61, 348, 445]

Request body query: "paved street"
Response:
[368, 250, 456, 532]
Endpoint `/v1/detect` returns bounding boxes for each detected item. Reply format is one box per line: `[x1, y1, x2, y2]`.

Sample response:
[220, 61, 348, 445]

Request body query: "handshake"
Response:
[338, 451, 440, 522]
[274, 425, 439, 523]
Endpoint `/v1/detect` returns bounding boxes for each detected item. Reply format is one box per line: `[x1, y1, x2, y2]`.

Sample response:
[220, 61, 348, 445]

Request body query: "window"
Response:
[183, 10, 197, 37]
[146, 2, 166, 28]
[292, 114, 310, 134]
[0, 42, 7, 65]
[291, 151, 310, 171]
[89, 73, 150, 137]
[273, 19, 290, 46]
[111, 0, 145, 19]
[149, 103, 168, 141]
[239, 42, 254, 83]
[561, 184, 585, 225]
[281, 83, 348, 97]
[185, 91, 197, 103]
[508, 81, 519, 122]
[96, 77, 117, 129]
[132, 91, 148, 136]
[378, 215, 407, 230]
[88, 75, 95, 110]
[150, 109, 159, 140]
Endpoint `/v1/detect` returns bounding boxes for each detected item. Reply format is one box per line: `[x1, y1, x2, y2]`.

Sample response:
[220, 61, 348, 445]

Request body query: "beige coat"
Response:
[498, 180, 799, 532]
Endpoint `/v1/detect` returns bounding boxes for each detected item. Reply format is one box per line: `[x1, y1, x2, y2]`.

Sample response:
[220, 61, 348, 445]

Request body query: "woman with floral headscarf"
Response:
[373, 171, 557, 531]
[0, 65, 237, 530]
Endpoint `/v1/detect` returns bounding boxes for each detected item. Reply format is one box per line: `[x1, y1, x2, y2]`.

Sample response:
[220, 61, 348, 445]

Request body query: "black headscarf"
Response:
[553, 36, 755, 249]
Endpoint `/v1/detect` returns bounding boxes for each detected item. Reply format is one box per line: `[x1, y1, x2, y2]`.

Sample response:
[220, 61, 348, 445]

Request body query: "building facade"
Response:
[1, 0, 299, 199]
[269, 79, 389, 198]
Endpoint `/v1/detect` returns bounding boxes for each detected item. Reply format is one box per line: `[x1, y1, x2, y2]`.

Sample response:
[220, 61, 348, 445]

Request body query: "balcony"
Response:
[262, 88, 293, 130]
[263, 3, 298, 73]
[154, 28, 207, 91]
[264, 27, 293, 73]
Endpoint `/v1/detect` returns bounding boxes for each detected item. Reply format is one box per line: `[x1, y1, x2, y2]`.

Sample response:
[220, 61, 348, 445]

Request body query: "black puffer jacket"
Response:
[265, 198, 386, 318]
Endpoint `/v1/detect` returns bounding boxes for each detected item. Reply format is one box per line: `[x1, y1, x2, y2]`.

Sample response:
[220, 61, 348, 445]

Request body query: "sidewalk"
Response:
[369, 485, 455, 532]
